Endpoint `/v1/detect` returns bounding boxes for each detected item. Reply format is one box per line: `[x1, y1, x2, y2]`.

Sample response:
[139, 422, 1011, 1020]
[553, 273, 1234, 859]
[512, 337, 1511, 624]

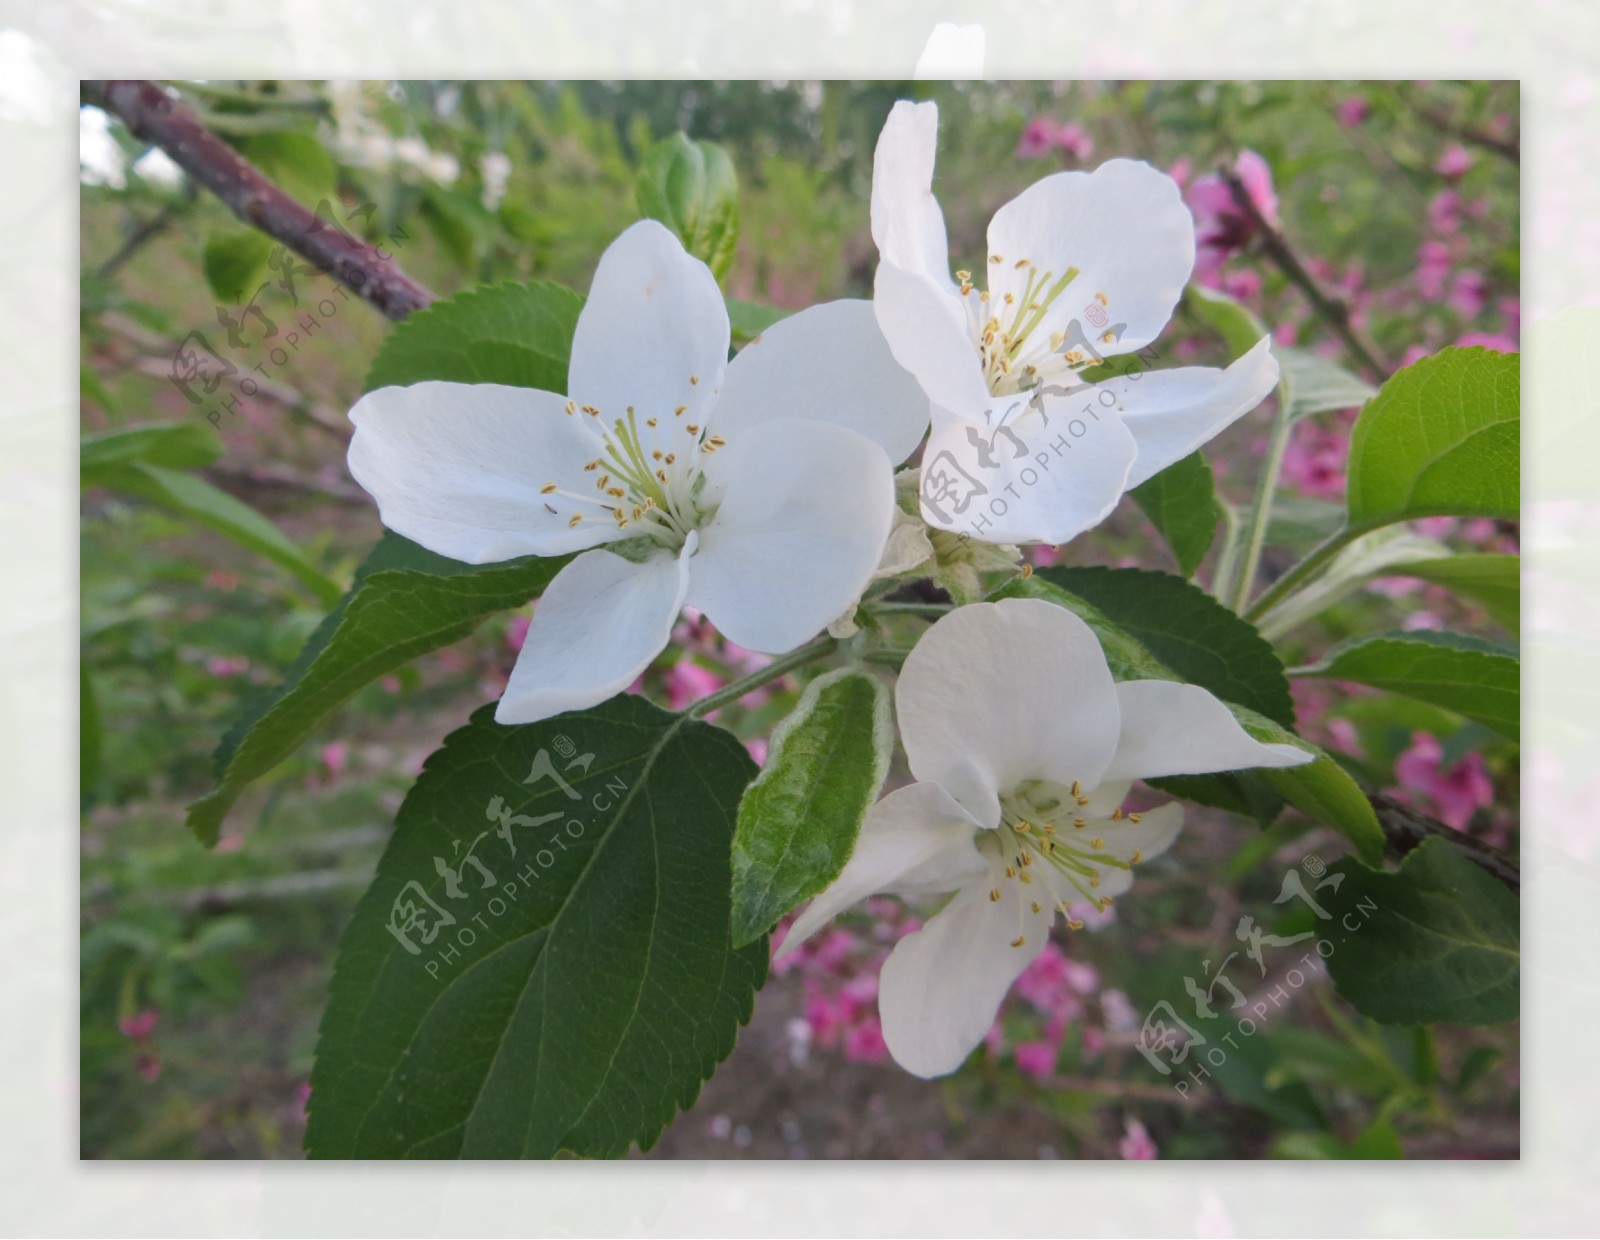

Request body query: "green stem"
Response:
[871, 602, 952, 618]
[683, 637, 837, 719]
[1228, 393, 1298, 613]
[1242, 523, 1368, 624]
[1211, 500, 1243, 602]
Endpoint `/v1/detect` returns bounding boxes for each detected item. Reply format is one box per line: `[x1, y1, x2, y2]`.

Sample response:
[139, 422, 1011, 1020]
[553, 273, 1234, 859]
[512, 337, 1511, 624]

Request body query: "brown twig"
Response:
[82, 80, 435, 321]
[1409, 98, 1521, 165]
[1222, 167, 1390, 383]
[1369, 792, 1520, 894]
[95, 182, 198, 280]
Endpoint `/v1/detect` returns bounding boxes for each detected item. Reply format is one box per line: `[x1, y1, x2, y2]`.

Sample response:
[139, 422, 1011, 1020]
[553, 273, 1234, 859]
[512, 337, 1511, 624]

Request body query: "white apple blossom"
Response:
[347, 220, 928, 725]
[871, 100, 1281, 545]
[780, 597, 1312, 1078]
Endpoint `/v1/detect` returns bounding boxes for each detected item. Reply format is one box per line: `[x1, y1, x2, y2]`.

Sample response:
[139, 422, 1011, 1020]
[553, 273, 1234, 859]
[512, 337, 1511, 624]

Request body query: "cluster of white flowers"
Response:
[346, 99, 1309, 1078]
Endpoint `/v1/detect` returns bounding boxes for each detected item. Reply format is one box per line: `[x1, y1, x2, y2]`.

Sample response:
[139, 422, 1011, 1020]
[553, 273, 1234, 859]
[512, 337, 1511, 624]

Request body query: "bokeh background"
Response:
[77, 80, 1520, 1161]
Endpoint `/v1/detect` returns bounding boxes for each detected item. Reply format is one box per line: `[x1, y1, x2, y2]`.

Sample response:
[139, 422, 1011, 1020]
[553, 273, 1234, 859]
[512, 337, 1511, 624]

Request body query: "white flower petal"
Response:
[896, 598, 1122, 827]
[779, 781, 986, 956]
[494, 537, 694, 725]
[567, 219, 729, 426]
[870, 100, 955, 287]
[1100, 680, 1314, 784]
[687, 419, 894, 654]
[348, 380, 619, 561]
[874, 262, 992, 420]
[1098, 800, 1185, 865]
[1095, 335, 1280, 489]
[917, 391, 1138, 544]
[986, 159, 1194, 359]
[879, 879, 1052, 1078]
[713, 299, 931, 465]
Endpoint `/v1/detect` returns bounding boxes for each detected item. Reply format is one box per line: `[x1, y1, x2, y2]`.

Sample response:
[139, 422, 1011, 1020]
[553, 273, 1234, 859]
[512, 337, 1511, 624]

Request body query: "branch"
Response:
[1409, 98, 1521, 164]
[82, 80, 435, 321]
[95, 182, 198, 280]
[1369, 792, 1519, 894]
[1222, 168, 1390, 383]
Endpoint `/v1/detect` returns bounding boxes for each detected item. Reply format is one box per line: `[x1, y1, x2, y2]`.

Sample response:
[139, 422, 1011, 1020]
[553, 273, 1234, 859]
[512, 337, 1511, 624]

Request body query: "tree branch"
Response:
[1369, 792, 1519, 894]
[82, 79, 435, 321]
[1222, 168, 1390, 383]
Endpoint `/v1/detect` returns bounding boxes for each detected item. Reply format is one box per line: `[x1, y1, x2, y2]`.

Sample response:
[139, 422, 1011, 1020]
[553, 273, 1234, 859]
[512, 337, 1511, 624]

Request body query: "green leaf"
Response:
[1346, 347, 1520, 527]
[1187, 284, 1266, 359]
[1324, 838, 1519, 1026]
[201, 230, 273, 304]
[1128, 452, 1222, 577]
[1043, 566, 1296, 728]
[363, 281, 584, 395]
[1278, 347, 1378, 420]
[730, 669, 891, 948]
[636, 133, 740, 281]
[186, 534, 570, 846]
[81, 422, 221, 478]
[1401, 555, 1520, 634]
[1295, 630, 1519, 741]
[1254, 528, 1449, 640]
[89, 461, 340, 608]
[726, 297, 788, 344]
[238, 131, 338, 206]
[994, 569, 1383, 861]
[305, 696, 766, 1158]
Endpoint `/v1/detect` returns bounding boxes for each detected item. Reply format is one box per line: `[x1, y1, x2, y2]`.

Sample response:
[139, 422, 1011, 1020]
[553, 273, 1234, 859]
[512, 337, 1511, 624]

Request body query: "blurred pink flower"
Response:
[1081, 1025, 1107, 1059]
[1119, 1117, 1159, 1160]
[1416, 240, 1453, 299]
[745, 737, 768, 766]
[1448, 269, 1488, 318]
[1102, 988, 1139, 1032]
[664, 659, 723, 712]
[1016, 116, 1061, 160]
[206, 656, 249, 678]
[119, 1009, 158, 1041]
[1280, 423, 1349, 499]
[134, 1054, 163, 1084]
[1055, 121, 1095, 161]
[319, 740, 349, 782]
[1166, 157, 1192, 189]
[844, 1016, 889, 1063]
[1394, 731, 1495, 829]
[1435, 143, 1474, 179]
[1188, 149, 1278, 275]
[1402, 611, 1444, 631]
[1014, 1040, 1057, 1080]
[1455, 331, 1518, 354]
[1427, 188, 1463, 235]
[1336, 96, 1370, 128]
[505, 614, 530, 653]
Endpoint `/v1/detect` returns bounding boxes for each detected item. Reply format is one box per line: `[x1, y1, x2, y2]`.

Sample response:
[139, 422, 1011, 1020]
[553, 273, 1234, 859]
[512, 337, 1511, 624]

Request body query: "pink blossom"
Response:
[318, 740, 349, 782]
[812, 928, 859, 973]
[1427, 189, 1463, 235]
[1055, 121, 1094, 161]
[1326, 717, 1360, 755]
[1014, 1040, 1057, 1080]
[135, 1054, 163, 1084]
[505, 614, 529, 653]
[1448, 269, 1488, 318]
[1435, 143, 1474, 179]
[1166, 157, 1192, 190]
[1101, 988, 1140, 1032]
[1119, 1118, 1159, 1160]
[206, 655, 250, 678]
[1416, 240, 1453, 299]
[1081, 1025, 1107, 1059]
[1455, 331, 1518, 354]
[843, 1016, 889, 1063]
[1280, 423, 1350, 500]
[1402, 611, 1444, 631]
[1336, 96, 1370, 128]
[1221, 268, 1262, 302]
[1016, 116, 1060, 160]
[664, 659, 723, 712]
[1394, 731, 1495, 829]
[745, 737, 768, 766]
[119, 1009, 158, 1041]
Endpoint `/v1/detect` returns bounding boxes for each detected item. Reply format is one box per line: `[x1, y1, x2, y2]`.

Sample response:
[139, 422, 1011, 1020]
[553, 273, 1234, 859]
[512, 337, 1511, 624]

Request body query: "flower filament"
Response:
[957, 255, 1085, 396]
